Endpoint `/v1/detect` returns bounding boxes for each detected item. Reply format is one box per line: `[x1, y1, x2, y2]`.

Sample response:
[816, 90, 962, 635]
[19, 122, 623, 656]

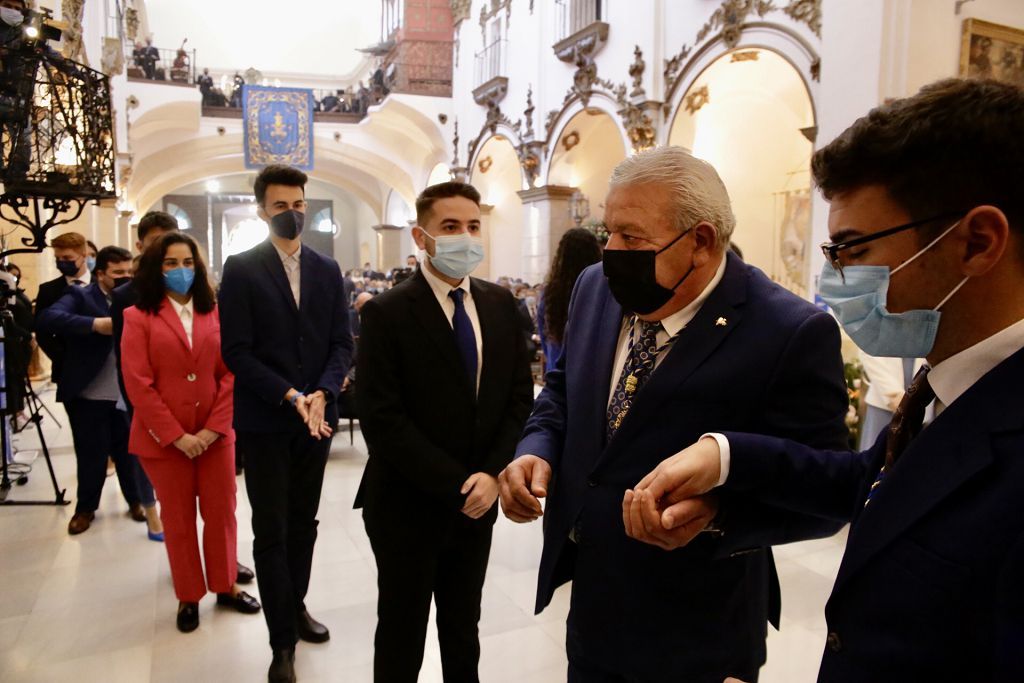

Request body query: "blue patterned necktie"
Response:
[607, 319, 662, 440]
[449, 289, 478, 388]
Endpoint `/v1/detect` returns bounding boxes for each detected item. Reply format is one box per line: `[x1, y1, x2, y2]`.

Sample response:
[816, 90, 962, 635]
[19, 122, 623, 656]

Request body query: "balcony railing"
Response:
[474, 39, 507, 89]
[199, 85, 378, 123]
[126, 45, 196, 86]
[555, 0, 603, 43]
[386, 61, 452, 97]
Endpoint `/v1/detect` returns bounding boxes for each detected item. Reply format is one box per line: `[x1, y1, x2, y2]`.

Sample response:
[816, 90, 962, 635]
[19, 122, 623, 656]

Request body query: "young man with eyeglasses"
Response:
[624, 78, 1024, 681]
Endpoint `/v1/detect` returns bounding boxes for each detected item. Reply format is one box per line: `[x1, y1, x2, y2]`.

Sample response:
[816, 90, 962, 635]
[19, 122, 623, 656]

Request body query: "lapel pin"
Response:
[715, 317, 728, 327]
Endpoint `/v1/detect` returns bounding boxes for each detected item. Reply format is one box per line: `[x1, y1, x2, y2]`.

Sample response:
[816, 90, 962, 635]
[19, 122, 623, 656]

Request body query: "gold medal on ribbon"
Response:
[624, 374, 638, 395]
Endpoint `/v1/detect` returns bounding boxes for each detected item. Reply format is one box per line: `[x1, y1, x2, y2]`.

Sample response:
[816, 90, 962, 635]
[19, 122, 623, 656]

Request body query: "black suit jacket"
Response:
[33, 275, 71, 382]
[724, 346, 1024, 682]
[354, 269, 534, 527]
[218, 240, 353, 433]
[35, 283, 115, 403]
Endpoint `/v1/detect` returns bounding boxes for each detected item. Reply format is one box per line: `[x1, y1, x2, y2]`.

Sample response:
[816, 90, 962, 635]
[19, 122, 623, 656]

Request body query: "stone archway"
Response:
[668, 48, 816, 296]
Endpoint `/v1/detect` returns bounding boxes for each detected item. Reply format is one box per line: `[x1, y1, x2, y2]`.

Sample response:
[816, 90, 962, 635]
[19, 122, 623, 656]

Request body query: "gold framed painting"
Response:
[960, 18, 1024, 86]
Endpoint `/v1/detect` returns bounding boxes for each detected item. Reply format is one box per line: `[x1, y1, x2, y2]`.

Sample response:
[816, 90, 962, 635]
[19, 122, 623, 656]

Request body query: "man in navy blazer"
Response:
[626, 79, 1024, 682]
[499, 147, 850, 681]
[36, 246, 147, 535]
[218, 165, 352, 683]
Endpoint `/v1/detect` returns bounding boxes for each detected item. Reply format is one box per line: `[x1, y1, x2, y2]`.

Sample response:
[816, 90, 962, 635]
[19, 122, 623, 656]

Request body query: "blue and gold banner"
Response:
[242, 86, 314, 170]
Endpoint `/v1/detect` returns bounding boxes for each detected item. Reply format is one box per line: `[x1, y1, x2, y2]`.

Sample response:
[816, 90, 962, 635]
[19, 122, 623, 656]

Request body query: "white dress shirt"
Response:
[711, 315, 1024, 486]
[167, 296, 195, 347]
[274, 242, 302, 307]
[67, 269, 91, 287]
[421, 263, 483, 392]
[606, 256, 727, 407]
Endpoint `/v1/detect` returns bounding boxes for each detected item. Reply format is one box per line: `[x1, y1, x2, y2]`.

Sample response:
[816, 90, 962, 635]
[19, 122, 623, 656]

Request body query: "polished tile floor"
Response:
[0, 387, 847, 682]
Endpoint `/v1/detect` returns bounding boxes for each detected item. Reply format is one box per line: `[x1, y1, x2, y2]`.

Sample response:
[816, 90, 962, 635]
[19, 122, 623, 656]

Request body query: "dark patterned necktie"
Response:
[606, 319, 661, 440]
[864, 366, 935, 507]
[449, 289, 478, 389]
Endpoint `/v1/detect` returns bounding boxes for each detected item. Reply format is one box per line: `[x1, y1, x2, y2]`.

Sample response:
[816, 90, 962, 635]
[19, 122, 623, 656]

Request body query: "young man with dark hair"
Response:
[625, 78, 1024, 681]
[355, 180, 534, 681]
[37, 246, 149, 534]
[219, 164, 352, 683]
[34, 232, 90, 387]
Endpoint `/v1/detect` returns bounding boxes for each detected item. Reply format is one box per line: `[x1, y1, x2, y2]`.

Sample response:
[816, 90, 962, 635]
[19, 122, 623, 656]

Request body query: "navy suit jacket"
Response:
[514, 253, 850, 677]
[33, 275, 72, 383]
[35, 283, 114, 403]
[218, 240, 353, 433]
[724, 346, 1024, 682]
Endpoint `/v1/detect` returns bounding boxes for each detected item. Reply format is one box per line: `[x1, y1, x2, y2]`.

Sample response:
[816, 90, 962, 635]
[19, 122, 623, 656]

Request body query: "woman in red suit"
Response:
[121, 233, 261, 633]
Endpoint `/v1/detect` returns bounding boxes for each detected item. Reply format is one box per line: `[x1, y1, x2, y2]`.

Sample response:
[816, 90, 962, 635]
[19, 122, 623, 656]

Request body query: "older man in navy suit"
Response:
[37, 246, 147, 535]
[218, 164, 352, 683]
[499, 146, 850, 682]
[626, 78, 1024, 682]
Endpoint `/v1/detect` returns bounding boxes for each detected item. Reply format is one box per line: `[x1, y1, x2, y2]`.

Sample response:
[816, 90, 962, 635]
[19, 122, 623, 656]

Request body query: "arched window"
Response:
[165, 203, 192, 231]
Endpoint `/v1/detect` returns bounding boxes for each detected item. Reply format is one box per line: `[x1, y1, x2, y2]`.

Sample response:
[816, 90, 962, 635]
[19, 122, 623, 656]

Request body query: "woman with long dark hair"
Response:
[121, 232, 260, 633]
[538, 227, 602, 372]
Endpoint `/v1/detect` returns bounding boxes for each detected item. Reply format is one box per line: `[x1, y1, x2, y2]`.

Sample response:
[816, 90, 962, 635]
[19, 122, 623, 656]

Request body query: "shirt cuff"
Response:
[700, 432, 731, 486]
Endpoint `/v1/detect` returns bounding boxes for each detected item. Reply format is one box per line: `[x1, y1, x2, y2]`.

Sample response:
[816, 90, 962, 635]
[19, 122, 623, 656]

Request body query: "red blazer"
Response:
[121, 300, 235, 458]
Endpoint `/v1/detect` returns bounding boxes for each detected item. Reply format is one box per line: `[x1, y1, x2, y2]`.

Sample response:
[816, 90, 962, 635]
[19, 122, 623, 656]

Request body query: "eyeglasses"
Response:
[820, 210, 965, 279]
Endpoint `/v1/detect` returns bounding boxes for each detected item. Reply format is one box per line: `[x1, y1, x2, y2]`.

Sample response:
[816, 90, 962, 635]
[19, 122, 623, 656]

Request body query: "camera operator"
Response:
[0, 267, 32, 415]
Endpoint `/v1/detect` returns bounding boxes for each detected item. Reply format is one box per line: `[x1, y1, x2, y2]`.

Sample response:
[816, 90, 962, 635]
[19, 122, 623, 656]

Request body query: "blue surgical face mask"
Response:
[420, 229, 484, 280]
[164, 267, 195, 295]
[86, 256, 96, 271]
[817, 220, 969, 358]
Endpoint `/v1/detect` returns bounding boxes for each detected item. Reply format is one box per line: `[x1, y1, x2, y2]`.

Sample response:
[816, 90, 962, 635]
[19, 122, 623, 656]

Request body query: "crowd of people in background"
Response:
[195, 65, 389, 116]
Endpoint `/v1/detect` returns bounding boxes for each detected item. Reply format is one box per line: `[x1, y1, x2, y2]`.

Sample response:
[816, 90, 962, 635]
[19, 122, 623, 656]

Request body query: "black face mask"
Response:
[112, 276, 133, 290]
[56, 260, 80, 277]
[270, 209, 304, 240]
[602, 228, 695, 315]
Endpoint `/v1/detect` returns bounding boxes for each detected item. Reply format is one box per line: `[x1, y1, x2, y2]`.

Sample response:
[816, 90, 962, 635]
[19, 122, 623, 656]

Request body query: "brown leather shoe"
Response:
[128, 503, 146, 522]
[68, 512, 95, 535]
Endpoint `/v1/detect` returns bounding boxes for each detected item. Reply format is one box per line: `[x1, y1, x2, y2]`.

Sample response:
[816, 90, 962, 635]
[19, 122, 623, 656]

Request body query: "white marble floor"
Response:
[0, 386, 847, 682]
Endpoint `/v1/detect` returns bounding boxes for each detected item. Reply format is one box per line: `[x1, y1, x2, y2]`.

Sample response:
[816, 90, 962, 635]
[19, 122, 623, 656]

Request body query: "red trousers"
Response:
[140, 441, 238, 602]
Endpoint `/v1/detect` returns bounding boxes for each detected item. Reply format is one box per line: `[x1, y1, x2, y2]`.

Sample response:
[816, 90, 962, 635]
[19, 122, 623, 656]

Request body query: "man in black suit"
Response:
[34, 231, 91, 387]
[625, 78, 1024, 682]
[355, 181, 534, 682]
[218, 165, 352, 683]
[36, 246, 147, 535]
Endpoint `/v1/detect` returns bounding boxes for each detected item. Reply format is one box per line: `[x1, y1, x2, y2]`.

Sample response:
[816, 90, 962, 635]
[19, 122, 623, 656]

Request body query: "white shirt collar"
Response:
[273, 241, 302, 264]
[421, 260, 471, 301]
[66, 269, 91, 285]
[167, 296, 194, 318]
[657, 254, 728, 337]
[928, 316, 1024, 409]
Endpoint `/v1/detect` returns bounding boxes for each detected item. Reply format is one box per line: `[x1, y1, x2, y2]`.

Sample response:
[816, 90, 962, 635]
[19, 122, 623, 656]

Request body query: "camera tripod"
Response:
[0, 310, 68, 506]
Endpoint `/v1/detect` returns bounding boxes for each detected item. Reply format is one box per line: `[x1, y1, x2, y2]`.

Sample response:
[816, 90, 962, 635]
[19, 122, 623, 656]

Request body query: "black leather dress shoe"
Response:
[236, 562, 255, 584]
[296, 608, 330, 643]
[176, 602, 199, 633]
[128, 502, 146, 522]
[268, 648, 296, 683]
[216, 590, 261, 614]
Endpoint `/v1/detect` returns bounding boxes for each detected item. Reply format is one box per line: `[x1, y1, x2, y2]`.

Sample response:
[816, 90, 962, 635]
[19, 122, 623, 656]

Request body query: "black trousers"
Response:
[364, 510, 493, 682]
[238, 427, 331, 650]
[66, 398, 142, 514]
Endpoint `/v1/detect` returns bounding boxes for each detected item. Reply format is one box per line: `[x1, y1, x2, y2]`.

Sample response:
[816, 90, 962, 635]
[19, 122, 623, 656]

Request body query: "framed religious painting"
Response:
[960, 18, 1024, 86]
